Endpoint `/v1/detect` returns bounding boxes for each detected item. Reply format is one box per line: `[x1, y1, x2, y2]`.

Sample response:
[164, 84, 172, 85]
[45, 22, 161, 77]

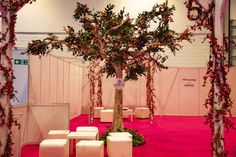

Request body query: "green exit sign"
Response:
[14, 59, 28, 65]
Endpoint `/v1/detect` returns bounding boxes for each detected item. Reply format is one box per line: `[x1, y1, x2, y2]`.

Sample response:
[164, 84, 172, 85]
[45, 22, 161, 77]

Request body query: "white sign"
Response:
[114, 78, 125, 90]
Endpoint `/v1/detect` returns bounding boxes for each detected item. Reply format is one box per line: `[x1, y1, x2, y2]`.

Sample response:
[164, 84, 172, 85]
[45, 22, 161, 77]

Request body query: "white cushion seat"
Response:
[109, 132, 133, 139]
[76, 126, 99, 140]
[39, 139, 68, 157]
[100, 109, 113, 122]
[47, 130, 70, 139]
[123, 109, 133, 119]
[107, 136, 132, 157]
[94, 106, 105, 118]
[134, 107, 150, 119]
[76, 140, 104, 157]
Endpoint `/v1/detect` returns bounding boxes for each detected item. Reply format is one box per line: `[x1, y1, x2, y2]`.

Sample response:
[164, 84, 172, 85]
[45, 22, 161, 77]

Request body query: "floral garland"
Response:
[185, 0, 235, 156]
[0, 0, 35, 156]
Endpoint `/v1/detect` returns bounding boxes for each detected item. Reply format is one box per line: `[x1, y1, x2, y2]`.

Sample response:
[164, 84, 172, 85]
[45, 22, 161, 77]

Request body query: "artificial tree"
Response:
[185, 0, 234, 156]
[0, 0, 35, 156]
[26, 1, 192, 131]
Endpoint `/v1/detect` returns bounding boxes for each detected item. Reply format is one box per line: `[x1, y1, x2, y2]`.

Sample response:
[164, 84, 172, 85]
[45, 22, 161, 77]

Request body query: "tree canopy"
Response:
[26, 1, 192, 80]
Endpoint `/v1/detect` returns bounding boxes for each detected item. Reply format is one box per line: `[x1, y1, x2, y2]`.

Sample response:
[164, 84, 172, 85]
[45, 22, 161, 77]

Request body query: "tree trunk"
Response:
[0, 8, 12, 156]
[146, 61, 155, 123]
[112, 65, 123, 131]
[212, 1, 224, 156]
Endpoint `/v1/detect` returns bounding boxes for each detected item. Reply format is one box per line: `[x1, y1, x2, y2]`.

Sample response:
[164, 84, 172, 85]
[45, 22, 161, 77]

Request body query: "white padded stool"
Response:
[47, 130, 70, 139]
[94, 106, 105, 118]
[107, 136, 132, 157]
[109, 132, 133, 139]
[76, 126, 99, 140]
[39, 139, 68, 157]
[76, 140, 104, 157]
[123, 109, 133, 122]
[100, 109, 113, 122]
[134, 107, 150, 119]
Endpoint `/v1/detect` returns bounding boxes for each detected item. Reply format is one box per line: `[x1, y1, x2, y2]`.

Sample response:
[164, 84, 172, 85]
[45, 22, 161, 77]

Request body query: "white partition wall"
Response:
[29, 55, 83, 118]
[27, 103, 69, 143]
[82, 67, 236, 116]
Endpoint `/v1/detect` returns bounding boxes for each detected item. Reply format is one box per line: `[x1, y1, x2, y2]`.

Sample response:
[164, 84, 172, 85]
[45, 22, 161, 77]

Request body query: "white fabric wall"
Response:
[81, 67, 236, 116]
[27, 103, 69, 143]
[29, 55, 83, 118]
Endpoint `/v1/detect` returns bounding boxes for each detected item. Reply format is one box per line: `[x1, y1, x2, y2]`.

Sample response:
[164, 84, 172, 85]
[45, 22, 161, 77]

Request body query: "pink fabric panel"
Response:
[161, 68, 180, 115]
[179, 68, 200, 116]
[199, 68, 210, 116]
[29, 55, 41, 103]
[49, 56, 58, 103]
[63, 62, 70, 103]
[57, 59, 64, 103]
[40, 56, 50, 103]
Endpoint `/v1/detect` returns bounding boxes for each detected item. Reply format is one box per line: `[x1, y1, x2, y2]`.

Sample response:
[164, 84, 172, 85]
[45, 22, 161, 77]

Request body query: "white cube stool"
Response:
[109, 132, 133, 139]
[67, 131, 97, 156]
[94, 106, 105, 118]
[39, 139, 68, 157]
[48, 130, 70, 139]
[76, 126, 99, 140]
[123, 109, 133, 121]
[107, 136, 132, 157]
[76, 140, 104, 157]
[100, 109, 113, 122]
[134, 107, 150, 119]
[123, 108, 130, 119]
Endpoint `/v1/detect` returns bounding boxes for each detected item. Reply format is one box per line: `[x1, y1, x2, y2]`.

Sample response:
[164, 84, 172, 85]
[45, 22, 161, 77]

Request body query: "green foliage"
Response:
[100, 126, 146, 146]
[25, 1, 191, 81]
[125, 62, 146, 81]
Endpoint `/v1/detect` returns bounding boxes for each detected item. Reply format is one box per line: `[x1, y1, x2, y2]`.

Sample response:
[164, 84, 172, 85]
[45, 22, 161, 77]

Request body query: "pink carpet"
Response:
[21, 115, 236, 157]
